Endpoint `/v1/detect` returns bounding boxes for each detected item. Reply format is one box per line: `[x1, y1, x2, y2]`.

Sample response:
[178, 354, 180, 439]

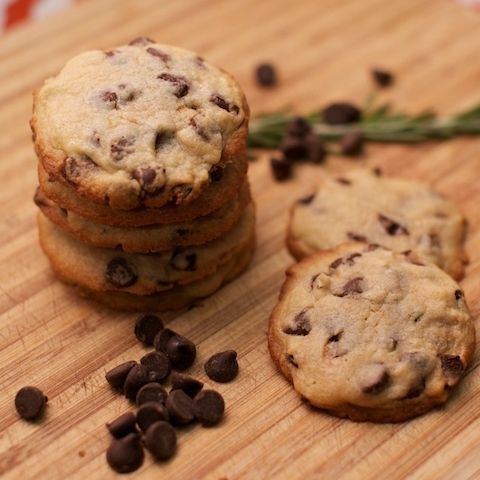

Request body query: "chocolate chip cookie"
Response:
[35, 181, 250, 252]
[287, 169, 467, 279]
[37, 201, 255, 295]
[268, 242, 475, 422]
[32, 40, 249, 210]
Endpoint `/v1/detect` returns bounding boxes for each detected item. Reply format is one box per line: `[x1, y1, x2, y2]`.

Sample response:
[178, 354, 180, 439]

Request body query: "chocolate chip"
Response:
[105, 257, 138, 288]
[455, 289, 464, 301]
[136, 382, 168, 406]
[166, 390, 195, 425]
[14, 386, 47, 420]
[329, 257, 344, 270]
[255, 63, 277, 87]
[440, 355, 464, 385]
[297, 193, 315, 204]
[361, 365, 390, 394]
[106, 433, 144, 474]
[347, 232, 367, 242]
[170, 371, 204, 398]
[373, 167, 382, 176]
[153, 328, 176, 353]
[286, 117, 311, 138]
[270, 158, 292, 181]
[106, 412, 137, 438]
[336, 177, 352, 186]
[140, 351, 171, 382]
[62, 156, 97, 184]
[328, 331, 343, 343]
[144, 421, 177, 460]
[378, 214, 409, 236]
[111, 136, 135, 161]
[204, 350, 239, 382]
[105, 361, 137, 390]
[345, 252, 362, 265]
[166, 335, 196, 370]
[170, 249, 197, 271]
[210, 94, 239, 114]
[323, 102, 361, 125]
[341, 130, 363, 155]
[124, 364, 149, 400]
[136, 402, 169, 432]
[283, 310, 311, 336]
[132, 167, 156, 187]
[134, 314, 164, 346]
[100, 91, 118, 108]
[154, 132, 168, 151]
[158, 73, 189, 98]
[405, 379, 425, 399]
[305, 133, 326, 164]
[335, 277, 364, 297]
[172, 184, 194, 203]
[280, 136, 308, 161]
[146, 47, 170, 63]
[190, 117, 209, 141]
[129, 36, 155, 46]
[310, 273, 320, 289]
[209, 165, 223, 182]
[372, 68, 394, 88]
[193, 390, 225, 426]
[287, 354, 298, 368]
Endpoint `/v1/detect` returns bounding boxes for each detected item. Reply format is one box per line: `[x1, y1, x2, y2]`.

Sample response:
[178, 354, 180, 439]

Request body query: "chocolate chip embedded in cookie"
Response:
[32, 41, 249, 210]
[287, 168, 468, 279]
[268, 242, 475, 422]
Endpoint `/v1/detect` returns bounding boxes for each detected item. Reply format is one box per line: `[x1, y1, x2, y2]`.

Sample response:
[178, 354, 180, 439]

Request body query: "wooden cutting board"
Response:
[1, 0, 480, 478]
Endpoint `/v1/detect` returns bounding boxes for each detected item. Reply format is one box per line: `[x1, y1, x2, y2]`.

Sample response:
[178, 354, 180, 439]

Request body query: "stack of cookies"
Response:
[32, 38, 254, 311]
[269, 168, 475, 422]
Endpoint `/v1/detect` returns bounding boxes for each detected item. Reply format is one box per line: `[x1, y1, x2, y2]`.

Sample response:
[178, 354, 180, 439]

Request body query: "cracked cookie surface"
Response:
[268, 242, 475, 422]
[287, 169, 467, 279]
[32, 38, 248, 210]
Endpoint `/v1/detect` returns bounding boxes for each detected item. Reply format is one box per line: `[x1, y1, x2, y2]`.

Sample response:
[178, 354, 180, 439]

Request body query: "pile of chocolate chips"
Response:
[104, 314, 239, 474]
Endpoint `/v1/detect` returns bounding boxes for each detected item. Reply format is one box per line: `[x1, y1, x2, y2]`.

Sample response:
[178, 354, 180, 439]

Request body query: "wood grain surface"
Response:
[1, 0, 480, 478]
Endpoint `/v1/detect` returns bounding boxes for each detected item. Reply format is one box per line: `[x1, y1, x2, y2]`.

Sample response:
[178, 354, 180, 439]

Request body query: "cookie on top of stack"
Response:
[32, 37, 254, 311]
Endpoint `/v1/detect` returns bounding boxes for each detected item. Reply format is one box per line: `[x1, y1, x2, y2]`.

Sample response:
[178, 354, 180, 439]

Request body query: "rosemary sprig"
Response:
[247, 102, 480, 148]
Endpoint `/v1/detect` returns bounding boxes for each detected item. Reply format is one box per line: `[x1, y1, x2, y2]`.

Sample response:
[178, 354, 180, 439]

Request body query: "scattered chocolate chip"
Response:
[255, 63, 277, 87]
[345, 252, 362, 265]
[193, 390, 225, 426]
[361, 365, 390, 394]
[124, 364, 149, 400]
[129, 36, 155, 46]
[286, 354, 298, 368]
[335, 277, 364, 297]
[280, 136, 308, 161]
[146, 47, 170, 63]
[329, 257, 344, 270]
[154, 328, 176, 353]
[297, 193, 315, 205]
[271, 158, 292, 181]
[341, 130, 363, 155]
[204, 350, 239, 382]
[14, 386, 47, 420]
[158, 73, 189, 98]
[209, 165, 223, 182]
[111, 136, 135, 161]
[105, 257, 138, 288]
[378, 214, 409, 236]
[100, 91, 118, 108]
[305, 133, 326, 164]
[133, 167, 156, 187]
[413, 313, 424, 323]
[286, 117, 311, 138]
[323, 102, 361, 125]
[106, 433, 144, 474]
[455, 289, 464, 301]
[440, 355, 464, 385]
[140, 351, 171, 382]
[190, 117, 209, 141]
[136, 383, 168, 406]
[170, 371, 204, 398]
[106, 412, 137, 438]
[166, 335, 196, 371]
[62, 156, 97, 184]
[144, 421, 177, 460]
[166, 390, 195, 425]
[373, 167, 382, 176]
[136, 402, 169, 432]
[347, 232, 367, 242]
[328, 331, 343, 343]
[372, 68, 394, 88]
[210, 94, 239, 113]
[310, 273, 320, 289]
[134, 314, 164, 346]
[105, 50, 116, 57]
[283, 310, 311, 336]
[105, 361, 137, 390]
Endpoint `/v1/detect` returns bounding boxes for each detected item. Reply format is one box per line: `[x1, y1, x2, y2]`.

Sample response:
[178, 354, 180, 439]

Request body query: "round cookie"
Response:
[37, 201, 255, 295]
[68, 239, 254, 312]
[32, 38, 249, 210]
[34, 181, 251, 252]
[268, 242, 475, 422]
[287, 169, 467, 279]
[37, 158, 248, 227]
